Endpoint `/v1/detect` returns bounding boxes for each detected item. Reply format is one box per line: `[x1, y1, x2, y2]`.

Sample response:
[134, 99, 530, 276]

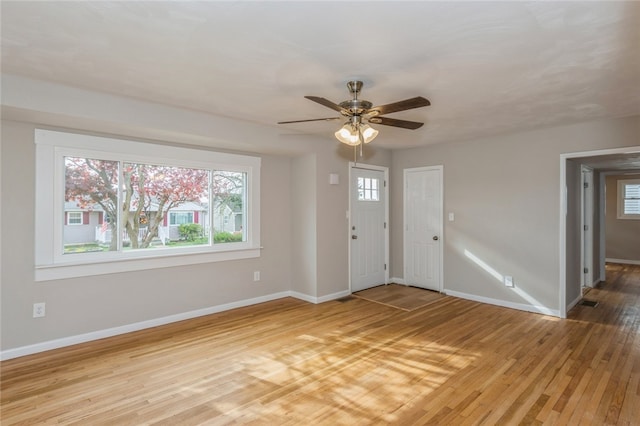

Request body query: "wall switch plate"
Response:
[504, 276, 514, 287]
[448, 212, 455, 221]
[33, 302, 46, 318]
[253, 271, 260, 281]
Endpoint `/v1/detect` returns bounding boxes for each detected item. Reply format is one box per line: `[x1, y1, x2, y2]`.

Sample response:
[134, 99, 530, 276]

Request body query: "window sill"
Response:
[35, 247, 261, 282]
[616, 215, 640, 220]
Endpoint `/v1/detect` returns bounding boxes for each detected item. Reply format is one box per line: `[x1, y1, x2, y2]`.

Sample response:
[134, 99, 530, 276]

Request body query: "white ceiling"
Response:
[2, 1, 639, 151]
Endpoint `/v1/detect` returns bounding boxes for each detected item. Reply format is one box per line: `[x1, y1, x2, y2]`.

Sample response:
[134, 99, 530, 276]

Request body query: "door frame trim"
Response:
[403, 165, 444, 292]
[559, 145, 640, 318]
[581, 165, 594, 289]
[348, 163, 390, 293]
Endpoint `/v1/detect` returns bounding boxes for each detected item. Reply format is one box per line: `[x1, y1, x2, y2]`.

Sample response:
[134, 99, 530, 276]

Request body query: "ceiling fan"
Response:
[278, 80, 430, 152]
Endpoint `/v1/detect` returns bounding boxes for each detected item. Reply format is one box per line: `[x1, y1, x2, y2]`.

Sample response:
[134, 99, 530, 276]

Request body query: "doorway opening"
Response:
[560, 146, 640, 318]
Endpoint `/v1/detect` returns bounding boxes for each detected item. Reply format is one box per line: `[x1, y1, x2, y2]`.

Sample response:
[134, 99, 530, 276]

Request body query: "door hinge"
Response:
[384, 222, 387, 229]
[584, 182, 589, 189]
[584, 225, 589, 231]
[384, 263, 387, 271]
[384, 180, 387, 187]
[584, 267, 589, 274]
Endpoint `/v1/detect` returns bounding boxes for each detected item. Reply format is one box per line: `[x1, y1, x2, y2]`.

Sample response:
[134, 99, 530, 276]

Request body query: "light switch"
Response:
[448, 212, 455, 221]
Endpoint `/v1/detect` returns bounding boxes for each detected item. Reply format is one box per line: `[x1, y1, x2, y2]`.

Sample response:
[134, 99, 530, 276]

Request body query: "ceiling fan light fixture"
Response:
[360, 124, 379, 144]
[334, 123, 379, 146]
[335, 124, 360, 146]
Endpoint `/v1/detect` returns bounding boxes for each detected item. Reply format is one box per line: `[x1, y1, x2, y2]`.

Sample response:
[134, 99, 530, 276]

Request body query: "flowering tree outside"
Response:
[65, 157, 210, 250]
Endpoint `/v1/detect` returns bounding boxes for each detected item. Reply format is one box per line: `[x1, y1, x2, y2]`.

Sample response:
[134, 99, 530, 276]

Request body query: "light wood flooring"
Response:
[1, 264, 639, 425]
[353, 284, 446, 311]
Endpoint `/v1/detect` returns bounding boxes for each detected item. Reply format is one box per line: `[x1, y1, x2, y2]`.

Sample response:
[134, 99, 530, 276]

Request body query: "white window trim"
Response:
[617, 178, 640, 220]
[35, 129, 261, 281]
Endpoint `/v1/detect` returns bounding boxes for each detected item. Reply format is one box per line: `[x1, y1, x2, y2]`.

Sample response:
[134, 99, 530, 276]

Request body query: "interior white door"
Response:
[581, 166, 594, 288]
[404, 166, 442, 291]
[351, 168, 386, 292]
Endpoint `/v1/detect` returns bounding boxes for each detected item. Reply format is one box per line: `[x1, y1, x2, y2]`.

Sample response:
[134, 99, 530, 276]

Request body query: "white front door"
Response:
[404, 166, 443, 291]
[350, 167, 387, 292]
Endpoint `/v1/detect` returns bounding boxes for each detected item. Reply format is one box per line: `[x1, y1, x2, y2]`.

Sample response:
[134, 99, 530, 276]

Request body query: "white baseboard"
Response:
[566, 293, 582, 313]
[1, 291, 292, 361]
[444, 289, 559, 317]
[290, 289, 351, 304]
[390, 277, 405, 285]
[606, 258, 640, 266]
[0, 288, 354, 361]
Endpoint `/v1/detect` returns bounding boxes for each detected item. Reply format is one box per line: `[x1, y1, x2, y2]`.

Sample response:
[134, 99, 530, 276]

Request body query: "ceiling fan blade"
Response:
[368, 116, 424, 130]
[278, 117, 341, 124]
[305, 96, 350, 115]
[369, 96, 431, 116]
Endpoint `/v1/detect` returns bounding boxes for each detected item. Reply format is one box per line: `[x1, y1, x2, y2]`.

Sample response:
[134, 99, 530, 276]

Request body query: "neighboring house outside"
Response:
[212, 197, 243, 235]
[63, 202, 106, 244]
[64, 201, 209, 247]
[162, 201, 210, 241]
[63, 199, 241, 247]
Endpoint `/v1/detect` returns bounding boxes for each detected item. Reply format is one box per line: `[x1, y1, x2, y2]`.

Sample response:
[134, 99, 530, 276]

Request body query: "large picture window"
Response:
[35, 130, 260, 281]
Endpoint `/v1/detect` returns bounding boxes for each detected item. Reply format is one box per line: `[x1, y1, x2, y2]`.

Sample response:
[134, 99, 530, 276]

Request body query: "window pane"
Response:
[122, 163, 210, 249]
[624, 199, 640, 215]
[357, 177, 380, 201]
[625, 184, 640, 198]
[64, 157, 119, 254]
[212, 171, 245, 243]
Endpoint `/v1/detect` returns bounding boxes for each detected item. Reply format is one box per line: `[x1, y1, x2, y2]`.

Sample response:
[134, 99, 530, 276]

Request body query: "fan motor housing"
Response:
[339, 99, 372, 115]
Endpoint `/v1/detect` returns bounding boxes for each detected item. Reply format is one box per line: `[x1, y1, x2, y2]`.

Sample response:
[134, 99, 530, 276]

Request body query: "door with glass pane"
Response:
[351, 167, 387, 292]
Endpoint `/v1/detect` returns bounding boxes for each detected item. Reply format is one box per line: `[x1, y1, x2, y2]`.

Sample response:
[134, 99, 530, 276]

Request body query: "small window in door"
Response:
[358, 177, 380, 201]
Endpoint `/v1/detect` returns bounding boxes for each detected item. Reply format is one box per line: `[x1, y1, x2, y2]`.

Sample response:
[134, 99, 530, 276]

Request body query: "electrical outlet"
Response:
[33, 302, 46, 318]
[504, 276, 514, 288]
[253, 271, 260, 281]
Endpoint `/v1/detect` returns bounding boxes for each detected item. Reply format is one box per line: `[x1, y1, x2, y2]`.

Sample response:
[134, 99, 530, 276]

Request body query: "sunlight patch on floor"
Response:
[217, 332, 479, 421]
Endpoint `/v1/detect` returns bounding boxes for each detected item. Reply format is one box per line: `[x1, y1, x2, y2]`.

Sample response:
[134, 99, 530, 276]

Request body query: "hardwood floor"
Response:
[2, 264, 639, 425]
[353, 284, 446, 311]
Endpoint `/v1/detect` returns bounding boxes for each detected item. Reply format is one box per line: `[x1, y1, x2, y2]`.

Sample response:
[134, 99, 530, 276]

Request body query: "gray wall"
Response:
[391, 115, 640, 312]
[605, 174, 640, 262]
[291, 153, 317, 297]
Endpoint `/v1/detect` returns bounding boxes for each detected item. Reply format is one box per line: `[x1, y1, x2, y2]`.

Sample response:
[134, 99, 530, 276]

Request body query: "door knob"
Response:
[433, 236, 439, 241]
[352, 235, 358, 239]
